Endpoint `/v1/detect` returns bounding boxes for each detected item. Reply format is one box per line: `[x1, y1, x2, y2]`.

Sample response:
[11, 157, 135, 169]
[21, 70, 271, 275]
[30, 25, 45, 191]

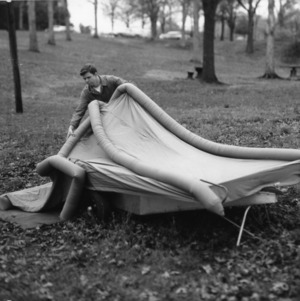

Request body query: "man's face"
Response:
[82, 72, 99, 88]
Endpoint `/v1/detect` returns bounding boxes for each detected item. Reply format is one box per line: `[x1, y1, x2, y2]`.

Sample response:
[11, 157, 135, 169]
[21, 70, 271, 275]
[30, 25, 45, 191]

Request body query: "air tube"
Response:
[111, 84, 300, 161]
[59, 118, 91, 158]
[36, 155, 86, 220]
[36, 121, 90, 220]
[88, 100, 225, 216]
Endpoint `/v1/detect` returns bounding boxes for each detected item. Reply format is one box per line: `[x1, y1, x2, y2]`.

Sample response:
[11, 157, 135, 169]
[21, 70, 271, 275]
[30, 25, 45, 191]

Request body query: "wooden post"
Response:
[194, 66, 203, 79]
[187, 71, 194, 80]
[7, 0, 23, 113]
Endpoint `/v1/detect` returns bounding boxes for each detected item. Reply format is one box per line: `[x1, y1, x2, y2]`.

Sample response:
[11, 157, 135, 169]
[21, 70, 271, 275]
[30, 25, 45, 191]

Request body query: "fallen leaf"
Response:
[202, 264, 213, 274]
[161, 271, 170, 278]
[175, 287, 187, 294]
[270, 282, 289, 295]
[141, 266, 151, 275]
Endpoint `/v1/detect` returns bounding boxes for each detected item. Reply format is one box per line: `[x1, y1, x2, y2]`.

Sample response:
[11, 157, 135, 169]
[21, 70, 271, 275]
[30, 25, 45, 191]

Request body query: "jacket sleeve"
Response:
[110, 75, 138, 89]
[69, 89, 89, 129]
[111, 75, 127, 86]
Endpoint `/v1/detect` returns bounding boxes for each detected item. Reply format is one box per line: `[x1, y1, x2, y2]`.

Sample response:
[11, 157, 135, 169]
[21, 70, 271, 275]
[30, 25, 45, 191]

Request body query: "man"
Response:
[67, 63, 127, 138]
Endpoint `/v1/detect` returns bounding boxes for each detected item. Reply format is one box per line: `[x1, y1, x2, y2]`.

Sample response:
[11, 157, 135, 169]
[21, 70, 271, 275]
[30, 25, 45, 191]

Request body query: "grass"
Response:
[0, 31, 300, 301]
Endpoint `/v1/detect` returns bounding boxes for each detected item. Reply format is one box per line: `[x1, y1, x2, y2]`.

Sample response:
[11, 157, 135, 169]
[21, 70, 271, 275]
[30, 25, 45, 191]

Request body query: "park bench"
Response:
[187, 66, 203, 79]
[280, 64, 300, 79]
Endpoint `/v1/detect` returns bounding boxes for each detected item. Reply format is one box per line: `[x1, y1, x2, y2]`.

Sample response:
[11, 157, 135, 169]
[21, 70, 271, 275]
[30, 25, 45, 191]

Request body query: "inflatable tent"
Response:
[1, 83, 300, 234]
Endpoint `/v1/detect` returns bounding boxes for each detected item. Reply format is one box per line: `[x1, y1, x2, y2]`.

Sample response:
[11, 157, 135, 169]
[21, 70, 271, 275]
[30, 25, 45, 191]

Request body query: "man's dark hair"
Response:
[80, 64, 97, 76]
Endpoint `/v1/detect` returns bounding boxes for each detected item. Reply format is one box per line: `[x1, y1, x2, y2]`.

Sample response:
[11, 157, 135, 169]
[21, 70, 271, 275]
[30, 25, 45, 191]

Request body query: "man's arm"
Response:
[69, 89, 89, 132]
[67, 125, 75, 138]
[67, 97, 87, 138]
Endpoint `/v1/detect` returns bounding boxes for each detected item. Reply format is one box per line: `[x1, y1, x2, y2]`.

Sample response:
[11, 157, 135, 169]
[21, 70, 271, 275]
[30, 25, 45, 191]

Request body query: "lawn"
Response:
[0, 30, 300, 301]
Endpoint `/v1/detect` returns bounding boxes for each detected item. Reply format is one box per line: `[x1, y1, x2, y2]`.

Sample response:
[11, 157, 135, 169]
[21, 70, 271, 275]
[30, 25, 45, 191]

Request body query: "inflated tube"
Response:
[59, 118, 91, 158]
[111, 84, 300, 161]
[88, 100, 225, 216]
[36, 155, 86, 220]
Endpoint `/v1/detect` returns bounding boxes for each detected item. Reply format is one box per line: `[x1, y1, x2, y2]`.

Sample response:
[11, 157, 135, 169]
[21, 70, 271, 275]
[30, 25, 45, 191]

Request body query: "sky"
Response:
[67, 0, 274, 35]
[68, 0, 140, 34]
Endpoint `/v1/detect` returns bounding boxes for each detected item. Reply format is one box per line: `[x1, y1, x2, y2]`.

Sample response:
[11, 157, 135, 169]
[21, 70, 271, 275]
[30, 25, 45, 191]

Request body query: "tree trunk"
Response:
[220, 14, 225, 41]
[150, 14, 158, 39]
[168, 2, 173, 30]
[160, 17, 166, 33]
[237, 0, 262, 54]
[201, 0, 220, 83]
[262, 0, 280, 78]
[111, 15, 115, 32]
[145, 0, 159, 40]
[228, 19, 235, 41]
[47, 0, 55, 45]
[181, 3, 187, 46]
[246, 10, 255, 53]
[93, 0, 99, 38]
[192, 0, 201, 63]
[229, 24, 235, 41]
[141, 11, 145, 29]
[227, 0, 236, 42]
[160, 3, 166, 33]
[28, 0, 39, 52]
[64, 0, 72, 41]
[278, 0, 285, 28]
[125, 11, 130, 28]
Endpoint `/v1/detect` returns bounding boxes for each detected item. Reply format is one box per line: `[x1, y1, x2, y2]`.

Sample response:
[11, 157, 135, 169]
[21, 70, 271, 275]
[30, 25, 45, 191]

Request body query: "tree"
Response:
[201, 0, 221, 83]
[167, 0, 174, 30]
[103, 0, 119, 32]
[235, 13, 248, 36]
[118, 0, 138, 28]
[216, 0, 238, 41]
[226, 0, 238, 41]
[217, 0, 227, 40]
[237, 0, 262, 54]
[64, 0, 72, 41]
[179, 0, 192, 45]
[144, 0, 161, 39]
[89, 0, 99, 38]
[35, 1, 48, 30]
[261, 0, 280, 78]
[28, 0, 39, 52]
[47, 0, 55, 45]
[192, 0, 202, 62]
[136, 0, 148, 29]
[158, 0, 180, 34]
[94, 0, 99, 38]
[159, 0, 168, 33]
[278, 0, 297, 28]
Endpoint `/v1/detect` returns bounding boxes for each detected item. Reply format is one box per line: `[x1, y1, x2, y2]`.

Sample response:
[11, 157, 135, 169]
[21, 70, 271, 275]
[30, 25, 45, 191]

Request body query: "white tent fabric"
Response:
[78, 92, 300, 205]
[1, 84, 300, 220]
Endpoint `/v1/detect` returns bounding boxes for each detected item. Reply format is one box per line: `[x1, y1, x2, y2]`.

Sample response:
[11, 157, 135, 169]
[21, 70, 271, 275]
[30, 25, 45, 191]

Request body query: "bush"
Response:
[281, 40, 300, 63]
[235, 14, 248, 36]
[275, 28, 294, 41]
[79, 24, 92, 35]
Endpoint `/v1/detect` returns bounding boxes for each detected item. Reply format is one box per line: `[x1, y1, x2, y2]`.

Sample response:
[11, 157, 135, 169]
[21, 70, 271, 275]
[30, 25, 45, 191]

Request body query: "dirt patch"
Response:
[143, 69, 186, 80]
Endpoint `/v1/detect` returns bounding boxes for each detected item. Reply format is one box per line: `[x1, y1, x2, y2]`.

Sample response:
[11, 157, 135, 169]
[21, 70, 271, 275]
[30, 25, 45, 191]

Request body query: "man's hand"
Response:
[67, 125, 75, 139]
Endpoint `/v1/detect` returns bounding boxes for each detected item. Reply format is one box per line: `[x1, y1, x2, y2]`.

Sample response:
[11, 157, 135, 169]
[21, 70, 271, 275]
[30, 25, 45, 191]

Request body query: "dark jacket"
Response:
[70, 75, 127, 128]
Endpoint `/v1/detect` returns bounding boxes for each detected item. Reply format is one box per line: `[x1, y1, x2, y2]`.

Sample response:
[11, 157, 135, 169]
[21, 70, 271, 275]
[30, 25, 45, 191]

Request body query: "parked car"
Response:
[159, 31, 183, 40]
[53, 25, 74, 32]
[113, 28, 144, 38]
